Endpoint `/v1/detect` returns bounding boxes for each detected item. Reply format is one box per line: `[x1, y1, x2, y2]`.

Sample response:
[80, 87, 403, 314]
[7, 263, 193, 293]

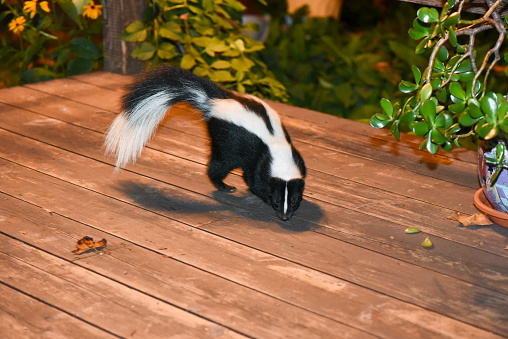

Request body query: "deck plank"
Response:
[23, 77, 479, 189]
[0, 195, 368, 338]
[0, 82, 479, 212]
[0, 117, 507, 335]
[0, 147, 502, 338]
[0, 283, 118, 339]
[2, 126, 507, 299]
[0, 235, 243, 338]
[0, 96, 506, 258]
[0, 73, 507, 337]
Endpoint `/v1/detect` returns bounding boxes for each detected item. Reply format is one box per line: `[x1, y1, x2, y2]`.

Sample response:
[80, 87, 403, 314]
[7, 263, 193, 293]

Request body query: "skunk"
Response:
[105, 65, 306, 221]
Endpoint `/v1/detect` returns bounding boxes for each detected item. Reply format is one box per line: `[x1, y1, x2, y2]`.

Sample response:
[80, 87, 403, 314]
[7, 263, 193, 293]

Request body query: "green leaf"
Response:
[399, 81, 418, 93]
[442, 140, 453, 151]
[192, 37, 213, 47]
[456, 44, 466, 53]
[431, 128, 446, 144]
[418, 7, 439, 23]
[211, 60, 231, 69]
[21, 68, 58, 83]
[415, 37, 430, 54]
[475, 122, 495, 139]
[459, 112, 481, 126]
[412, 66, 421, 84]
[421, 236, 434, 247]
[70, 37, 101, 60]
[413, 121, 430, 136]
[435, 112, 453, 129]
[449, 27, 457, 47]
[421, 100, 437, 121]
[231, 57, 254, 72]
[467, 99, 483, 118]
[157, 43, 178, 60]
[204, 38, 229, 56]
[459, 71, 474, 82]
[405, 227, 422, 234]
[449, 82, 465, 100]
[436, 87, 447, 103]
[443, 12, 460, 26]
[389, 122, 400, 140]
[370, 114, 391, 129]
[419, 83, 433, 101]
[160, 22, 183, 41]
[181, 54, 196, 70]
[380, 98, 393, 118]
[125, 21, 145, 33]
[481, 92, 498, 123]
[433, 59, 445, 72]
[209, 70, 235, 82]
[122, 21, 147, 42]
[437, 45, 449, 61]
[412, 18, 431, 34]
[449, 102, 465, 114]
[22, 37, 46, 70]
[431, 78, 441, 90]
[400, 110, 417, 124]
[498, 100, 508, 120]
[426, 137, 439, 154]
[67, 58, 95, 75]
[455, 59, 472, 73]
[409, 28, 427, 40]
[56, 0, 82, 29]
[131, 42, 156, 61]
[446, 123, 461, 135]
[500, 117, 508, 133]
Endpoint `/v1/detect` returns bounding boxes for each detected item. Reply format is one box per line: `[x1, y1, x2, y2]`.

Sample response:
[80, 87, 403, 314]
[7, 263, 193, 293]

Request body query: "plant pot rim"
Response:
[473, 188, 508, 228]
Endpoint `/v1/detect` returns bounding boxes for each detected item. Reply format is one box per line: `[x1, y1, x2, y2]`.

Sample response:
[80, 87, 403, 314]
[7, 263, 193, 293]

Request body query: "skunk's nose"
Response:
[278, 213, 291, 221]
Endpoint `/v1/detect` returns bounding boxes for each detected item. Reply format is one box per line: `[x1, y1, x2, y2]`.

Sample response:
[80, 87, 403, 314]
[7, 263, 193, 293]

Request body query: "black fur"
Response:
[110, 65, 306, 220]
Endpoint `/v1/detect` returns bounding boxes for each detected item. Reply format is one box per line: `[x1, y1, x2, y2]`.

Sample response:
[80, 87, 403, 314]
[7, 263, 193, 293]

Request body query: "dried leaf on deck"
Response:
[448, 211, 493, 226]
[421, 236, 433, 248]
[72, 236, 107, 254]
[404, 227, 422, 234]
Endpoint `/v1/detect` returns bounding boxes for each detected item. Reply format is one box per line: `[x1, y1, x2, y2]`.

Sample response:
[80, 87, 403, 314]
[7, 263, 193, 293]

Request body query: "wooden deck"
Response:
[0, 71, 507, 338]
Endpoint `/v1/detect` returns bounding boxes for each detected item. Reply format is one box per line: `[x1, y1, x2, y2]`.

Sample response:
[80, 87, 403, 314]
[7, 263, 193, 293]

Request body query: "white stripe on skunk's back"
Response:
[210, 96, 302, 181]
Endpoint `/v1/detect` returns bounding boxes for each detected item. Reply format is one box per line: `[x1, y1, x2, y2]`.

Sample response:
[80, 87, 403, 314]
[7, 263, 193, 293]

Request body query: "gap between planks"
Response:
[0, 134, 507, 336]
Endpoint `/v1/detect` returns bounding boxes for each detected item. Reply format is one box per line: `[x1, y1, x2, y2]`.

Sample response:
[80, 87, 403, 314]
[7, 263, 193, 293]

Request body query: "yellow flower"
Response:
[83, 1, 103, 20]
[8, 16, 27, 34]
[23, 0, 50, 19]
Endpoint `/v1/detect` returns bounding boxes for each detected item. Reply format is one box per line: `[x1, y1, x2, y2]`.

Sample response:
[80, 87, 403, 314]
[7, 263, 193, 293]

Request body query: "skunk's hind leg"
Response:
[207, 158, 236, 193]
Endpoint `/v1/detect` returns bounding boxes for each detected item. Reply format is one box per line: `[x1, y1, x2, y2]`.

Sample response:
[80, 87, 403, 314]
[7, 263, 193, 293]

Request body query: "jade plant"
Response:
[370, 0, 508, 156]
[121, 0, 287, 101]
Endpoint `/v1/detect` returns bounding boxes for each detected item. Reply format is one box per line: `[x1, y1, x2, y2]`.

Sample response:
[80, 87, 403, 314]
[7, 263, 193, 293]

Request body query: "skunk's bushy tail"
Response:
[105, 65, 228, 169]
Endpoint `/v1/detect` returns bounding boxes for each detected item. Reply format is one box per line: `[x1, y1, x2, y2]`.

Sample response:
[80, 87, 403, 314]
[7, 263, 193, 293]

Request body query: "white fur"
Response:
[283, 182, 288, 214]
[105, 91, 171, 169]
[106, 87, 302, 180]
[210, 96, 302, 181]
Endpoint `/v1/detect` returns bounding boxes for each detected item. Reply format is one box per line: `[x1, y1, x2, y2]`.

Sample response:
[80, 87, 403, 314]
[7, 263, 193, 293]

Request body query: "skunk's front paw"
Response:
[220, 184, 236, 193]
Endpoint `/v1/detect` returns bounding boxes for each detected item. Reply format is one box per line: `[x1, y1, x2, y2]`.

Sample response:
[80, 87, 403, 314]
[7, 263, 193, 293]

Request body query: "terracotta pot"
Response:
[474, 188, 508, 228]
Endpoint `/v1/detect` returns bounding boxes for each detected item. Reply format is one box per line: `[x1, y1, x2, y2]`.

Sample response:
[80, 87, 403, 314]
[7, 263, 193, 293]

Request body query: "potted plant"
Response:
[369, 0, 508, 225]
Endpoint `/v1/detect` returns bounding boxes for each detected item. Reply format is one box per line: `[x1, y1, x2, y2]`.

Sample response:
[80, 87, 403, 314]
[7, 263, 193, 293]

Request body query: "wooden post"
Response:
[103, 0, 146, 74]
[286, 0, 343, 19]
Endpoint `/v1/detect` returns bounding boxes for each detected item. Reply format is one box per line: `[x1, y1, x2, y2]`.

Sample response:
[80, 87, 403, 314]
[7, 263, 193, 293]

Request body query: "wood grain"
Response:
[0, 73, 507, 338]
